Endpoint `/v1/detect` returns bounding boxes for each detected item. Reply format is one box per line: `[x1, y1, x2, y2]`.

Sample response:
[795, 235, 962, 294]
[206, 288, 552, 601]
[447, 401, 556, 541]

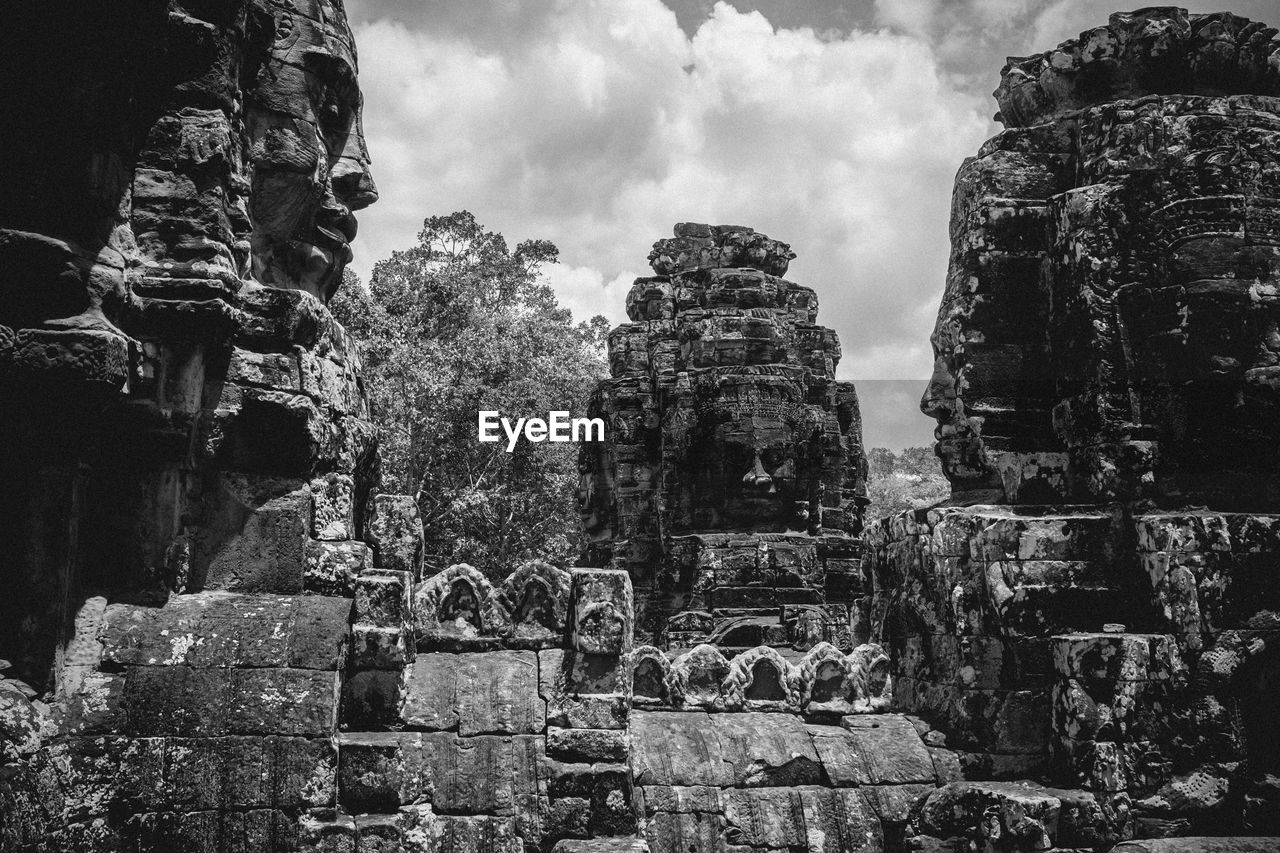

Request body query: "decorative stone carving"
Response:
[797, 642, 857, 717]
[669, 644, 731, 712]
[412, 563, 505, 648]
[849, 642, 892, 713]
[494, 560, 572, 645]
[723, 645, 799, 713]
[631, 646, 676, 709]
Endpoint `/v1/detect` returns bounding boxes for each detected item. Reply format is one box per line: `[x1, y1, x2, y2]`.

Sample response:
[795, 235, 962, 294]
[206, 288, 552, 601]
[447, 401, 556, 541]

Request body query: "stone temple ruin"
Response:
[3, 4, 1280, 853]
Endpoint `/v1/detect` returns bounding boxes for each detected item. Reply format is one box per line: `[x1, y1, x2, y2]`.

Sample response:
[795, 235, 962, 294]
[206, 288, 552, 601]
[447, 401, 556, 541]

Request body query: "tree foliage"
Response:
[332, 211, 609, 578]
[864, 446, 950, 521]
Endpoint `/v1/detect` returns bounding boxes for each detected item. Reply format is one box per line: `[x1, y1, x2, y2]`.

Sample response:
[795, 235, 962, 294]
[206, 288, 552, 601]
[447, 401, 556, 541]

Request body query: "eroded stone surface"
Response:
[881, 6, 1280, 848]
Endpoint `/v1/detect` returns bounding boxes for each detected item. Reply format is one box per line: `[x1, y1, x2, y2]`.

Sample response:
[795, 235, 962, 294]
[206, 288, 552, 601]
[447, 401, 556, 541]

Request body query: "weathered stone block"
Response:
[918, 781, 1060, 850]
[296, 810, 356, 853]
[721, 786, 883, 853]
[551, 840, 650, 853]
[639, 785, 724, 816]
[53, 670, 127, 735]
[201, 476, 312, 593]
[540, 649, 630, 730]
[124, 667, 232, 736]
[644, 811, 724, 853]
[630, 712, 735, 788]
[572, 569, 633, 655]
[401, 650, 543, 735]
[102, 593, 350, 672]
[424, 814, 523, 853]
[355, 570, 412, 627]
[428, 734, 545, 817]
[228, 347, 299, 392]
[366, 494, 424, 578]
[351, 623, 411, 669]
[1111, 840, 1280, 853]
[310, 473, 355, 540]
[228, 669, 339, 736]
[305, 540, 371, 595]
[337, 732, 422, 813]
[354, 814, 401, 853]
[824, 715, 937, 785]
[546, 727, 629, 763]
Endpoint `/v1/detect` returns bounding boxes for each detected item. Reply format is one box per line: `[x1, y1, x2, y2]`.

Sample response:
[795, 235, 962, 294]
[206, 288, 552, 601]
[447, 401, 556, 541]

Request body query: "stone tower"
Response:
[580, 223, 869, 652]
[0, 3, 422, 849]
[872, 7, 1280, 844]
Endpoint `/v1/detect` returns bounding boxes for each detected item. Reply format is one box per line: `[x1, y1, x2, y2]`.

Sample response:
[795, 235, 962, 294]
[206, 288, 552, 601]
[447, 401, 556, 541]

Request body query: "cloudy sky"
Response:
[342, 0, 1276, 449]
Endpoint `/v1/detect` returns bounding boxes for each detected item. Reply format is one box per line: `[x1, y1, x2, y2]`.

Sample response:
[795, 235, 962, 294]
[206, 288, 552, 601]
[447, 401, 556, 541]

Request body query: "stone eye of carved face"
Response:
[306, 51, 358, 144]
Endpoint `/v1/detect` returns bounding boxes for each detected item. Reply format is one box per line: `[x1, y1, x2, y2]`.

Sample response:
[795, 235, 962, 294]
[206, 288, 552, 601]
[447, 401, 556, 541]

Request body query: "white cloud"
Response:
[347, 0, 991, 384]
[542, 264, 634, 329]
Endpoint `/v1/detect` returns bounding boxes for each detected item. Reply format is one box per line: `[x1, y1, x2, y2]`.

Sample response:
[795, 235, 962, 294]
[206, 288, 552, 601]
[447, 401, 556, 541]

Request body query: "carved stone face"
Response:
[246, 0, 377, 300]
[920, 321, 996, 496]
[677, 375, 818, 532]
[1072, 101, 1280, 504]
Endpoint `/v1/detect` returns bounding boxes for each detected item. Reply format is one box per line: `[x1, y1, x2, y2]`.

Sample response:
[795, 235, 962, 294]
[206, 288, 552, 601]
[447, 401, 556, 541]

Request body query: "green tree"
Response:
[332, 211, 609, 578]
[864, 446, 949, 521]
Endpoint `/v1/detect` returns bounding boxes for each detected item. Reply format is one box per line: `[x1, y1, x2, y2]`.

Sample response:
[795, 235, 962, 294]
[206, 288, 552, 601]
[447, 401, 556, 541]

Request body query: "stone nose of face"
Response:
[331, 157, 379, 211]
[742, 453, 774, 492]
[920, 356, 958, 420]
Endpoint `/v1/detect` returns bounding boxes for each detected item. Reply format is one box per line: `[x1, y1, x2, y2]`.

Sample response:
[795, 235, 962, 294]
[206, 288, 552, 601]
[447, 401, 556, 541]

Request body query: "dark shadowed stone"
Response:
[351, 624, 410, 669]
[340, 669, 405, 729]
[200, 477, 312, 593]
[539, 649, 630, 730]
[336, 732, 423, 813]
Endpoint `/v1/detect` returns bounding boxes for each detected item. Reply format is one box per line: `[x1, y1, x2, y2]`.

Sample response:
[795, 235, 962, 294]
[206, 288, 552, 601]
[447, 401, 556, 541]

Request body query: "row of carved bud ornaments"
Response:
[372, 555, 892, 714]
[632, 641, 891, 717]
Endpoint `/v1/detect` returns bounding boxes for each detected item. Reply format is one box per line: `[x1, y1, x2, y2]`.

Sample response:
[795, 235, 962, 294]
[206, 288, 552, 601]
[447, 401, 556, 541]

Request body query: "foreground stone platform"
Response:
[631, 711, 951, 853]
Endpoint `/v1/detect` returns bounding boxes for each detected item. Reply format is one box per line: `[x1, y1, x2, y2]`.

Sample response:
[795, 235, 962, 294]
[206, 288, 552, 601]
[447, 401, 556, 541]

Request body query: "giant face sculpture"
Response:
[921, 16, 1280, 508]
[246, 0, 377, 300]
[1054, 96, 1280, 507]
[669, 371, 821, 533]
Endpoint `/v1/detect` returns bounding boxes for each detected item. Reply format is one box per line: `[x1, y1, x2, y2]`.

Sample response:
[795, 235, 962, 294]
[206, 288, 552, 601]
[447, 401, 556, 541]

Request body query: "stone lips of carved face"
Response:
[247, 6, 377, 300]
